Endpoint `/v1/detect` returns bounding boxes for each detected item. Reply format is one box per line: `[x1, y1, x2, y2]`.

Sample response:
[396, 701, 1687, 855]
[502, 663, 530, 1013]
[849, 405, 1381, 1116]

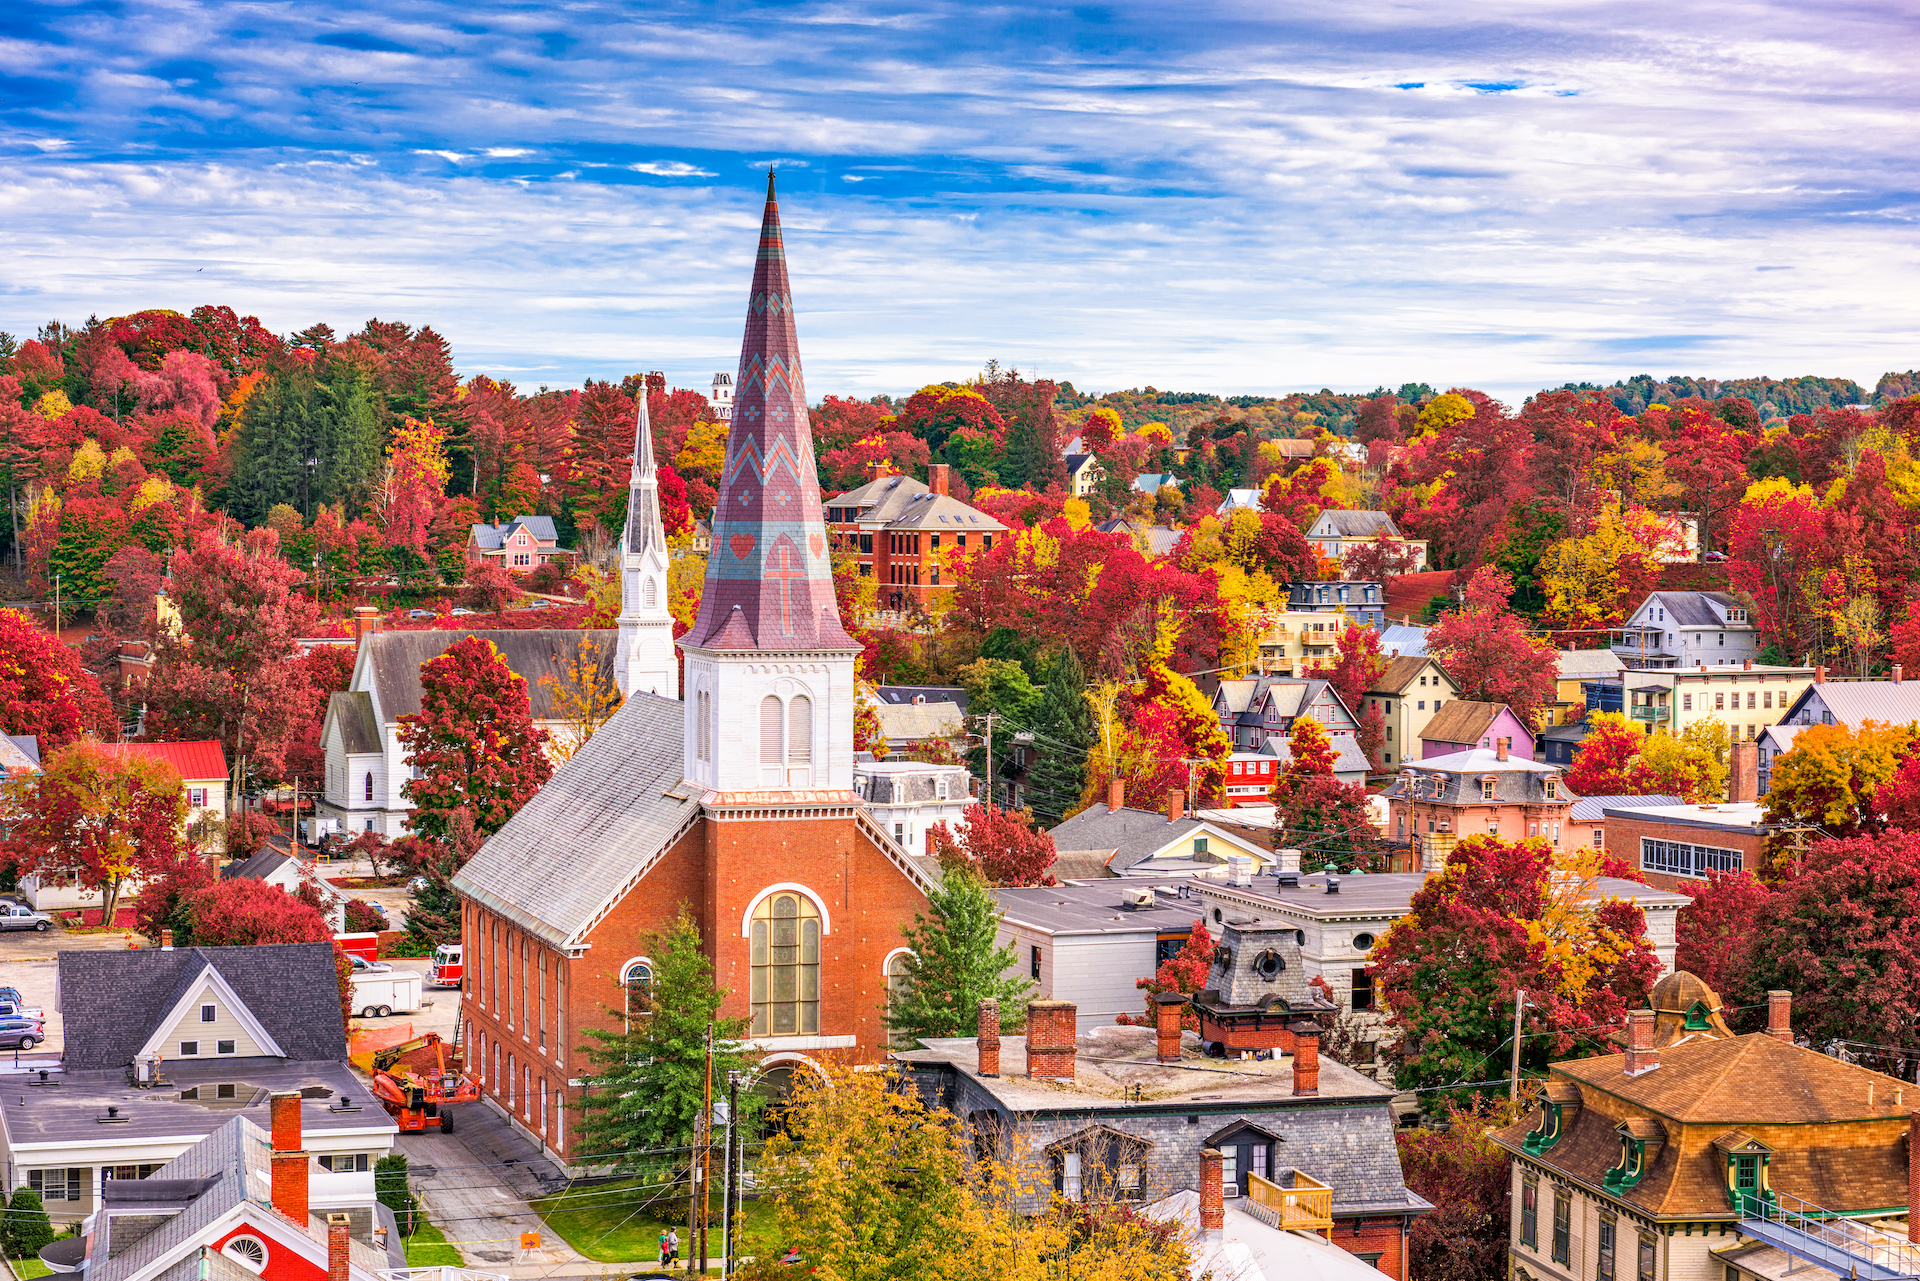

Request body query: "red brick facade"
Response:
[1600, 811, 1766, 895]
[460, 801, 928, 1162]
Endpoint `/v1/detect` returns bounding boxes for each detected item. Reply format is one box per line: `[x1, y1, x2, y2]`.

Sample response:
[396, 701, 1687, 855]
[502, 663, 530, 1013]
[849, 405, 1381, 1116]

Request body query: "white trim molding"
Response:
[738, 883, 834, 939]
[137, 964, 287, 1060]
[881, 946, 915, 974]
[745, 1034, 855, 1052]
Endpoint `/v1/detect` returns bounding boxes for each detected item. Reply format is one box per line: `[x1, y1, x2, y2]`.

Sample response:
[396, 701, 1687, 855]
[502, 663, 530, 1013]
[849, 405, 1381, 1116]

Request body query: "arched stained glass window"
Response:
[750, 893, 820, 1036]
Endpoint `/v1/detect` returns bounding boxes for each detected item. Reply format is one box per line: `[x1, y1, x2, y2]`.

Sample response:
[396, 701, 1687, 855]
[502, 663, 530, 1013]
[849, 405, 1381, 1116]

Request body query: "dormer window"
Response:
[1481, 778, 1497, 801]
[1544, 778, 1559, 800]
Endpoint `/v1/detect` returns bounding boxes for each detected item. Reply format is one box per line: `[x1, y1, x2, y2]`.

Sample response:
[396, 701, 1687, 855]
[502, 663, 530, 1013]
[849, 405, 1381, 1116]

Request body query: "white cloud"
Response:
[629, 161, 717, 177]
[412, 150, 466, 163]
[485, 147, 534, 158]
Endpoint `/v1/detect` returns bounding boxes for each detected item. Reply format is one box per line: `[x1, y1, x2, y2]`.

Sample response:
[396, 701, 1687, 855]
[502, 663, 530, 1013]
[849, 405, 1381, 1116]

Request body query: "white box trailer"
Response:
[349, 969, 427, 1018]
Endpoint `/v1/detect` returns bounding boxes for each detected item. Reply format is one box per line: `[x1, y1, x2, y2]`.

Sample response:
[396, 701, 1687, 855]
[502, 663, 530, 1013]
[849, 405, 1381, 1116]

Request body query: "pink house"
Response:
[1420, 700, 1536, 761]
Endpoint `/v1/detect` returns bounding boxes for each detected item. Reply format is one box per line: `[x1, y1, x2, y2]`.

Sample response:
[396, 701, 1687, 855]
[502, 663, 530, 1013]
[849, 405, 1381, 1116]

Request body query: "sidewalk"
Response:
[406, 1098, 591, 1278]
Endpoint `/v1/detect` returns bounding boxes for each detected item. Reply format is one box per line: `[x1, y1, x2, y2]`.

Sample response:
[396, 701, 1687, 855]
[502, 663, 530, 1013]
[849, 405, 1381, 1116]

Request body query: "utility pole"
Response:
[1510, 989, 1529, 1101]
[724, 1071, 741, 1277]
[1183, 757, 1203, 816]
[699, 1023, 714, 1271]
[982, 711, 997, 809]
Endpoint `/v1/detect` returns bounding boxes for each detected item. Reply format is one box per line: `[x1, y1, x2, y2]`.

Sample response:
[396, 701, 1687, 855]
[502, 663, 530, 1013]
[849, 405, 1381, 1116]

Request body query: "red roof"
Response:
[119, 740, 228, 782]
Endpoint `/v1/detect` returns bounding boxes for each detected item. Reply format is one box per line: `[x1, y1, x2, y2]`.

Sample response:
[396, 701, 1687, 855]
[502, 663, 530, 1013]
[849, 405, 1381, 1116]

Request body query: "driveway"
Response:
[404, 1101, 588, 1274]
[350, 958, 460, 1041]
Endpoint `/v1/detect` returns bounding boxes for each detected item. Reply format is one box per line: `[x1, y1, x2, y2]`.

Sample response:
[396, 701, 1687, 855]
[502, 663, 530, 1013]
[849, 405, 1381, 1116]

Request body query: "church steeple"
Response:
[682, 173, 857, 795]
[615, 384, 678, 699]
[685, 171, 855, 654]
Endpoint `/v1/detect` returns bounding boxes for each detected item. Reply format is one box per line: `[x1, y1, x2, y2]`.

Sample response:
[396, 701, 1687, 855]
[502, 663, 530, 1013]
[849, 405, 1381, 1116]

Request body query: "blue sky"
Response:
[1, 1, 1915, 405]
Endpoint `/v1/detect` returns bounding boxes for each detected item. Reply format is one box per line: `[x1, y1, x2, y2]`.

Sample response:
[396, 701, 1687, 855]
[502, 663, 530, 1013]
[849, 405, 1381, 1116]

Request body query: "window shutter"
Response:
[788, 696, 813, 763]
[760, 696, 784, 764]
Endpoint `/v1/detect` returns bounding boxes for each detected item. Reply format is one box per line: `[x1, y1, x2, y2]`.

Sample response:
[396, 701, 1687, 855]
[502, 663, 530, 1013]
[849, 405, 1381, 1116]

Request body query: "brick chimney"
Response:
[160, 928, 173, 950]
[1026, 1000, 1077, 1082]
[1768, 990, 1794, 1042]
[977, 1000, 1000, 1078]
[1743, 658, 1753, 671]
[327, 1213, 352, 1281]
[1496, 737, 1510, 762]
[1908, 1113, 1919, 1244]
[1289, 1021, 1321, 1095]
[1153, 991, 1185, 1064]
[1108, 779, 1125, 813]
[1728, 741, 1758, 804]
[928, 463, 951, 497]
[1199, 1148, 1225, 1237]
[1816, 665, 1826, 684]
[269, 1090, 309, 1225]
[1897, 665, 1906, 685]
[351, 604, 382, 643]
[1624, 1009, 1658, 1076]
[1167, 789, 1184, 823]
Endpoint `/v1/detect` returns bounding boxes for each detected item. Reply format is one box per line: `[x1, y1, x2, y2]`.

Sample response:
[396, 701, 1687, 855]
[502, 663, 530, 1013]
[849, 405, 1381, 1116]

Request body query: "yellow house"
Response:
[1363, 656, 1461, 769]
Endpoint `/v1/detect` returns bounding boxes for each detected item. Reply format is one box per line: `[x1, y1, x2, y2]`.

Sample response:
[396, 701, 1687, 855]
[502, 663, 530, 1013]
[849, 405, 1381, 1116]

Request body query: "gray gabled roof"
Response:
[57, 943, 349, 1071]
[1785, 680, 1920, 731]
[1380, 624, 1430, 658]
[220, 846, 297, 882]
[1046, 806, 1211, 874]
[85, 1116, 263, 1281]
[450, 693, 704, 950]
[325, 690, 380, 755]
[504, 515, 559, 542]
[877, 491, 1007, 532]
[830, 471, 929, 509]
[1646, 591, 1746, 629]
[1311, 509, 1400, 539]
[362, 629, 614, 724]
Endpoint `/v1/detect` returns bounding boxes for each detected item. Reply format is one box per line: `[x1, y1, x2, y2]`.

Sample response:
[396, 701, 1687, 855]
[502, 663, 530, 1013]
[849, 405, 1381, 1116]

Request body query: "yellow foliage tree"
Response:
[754, 1064, 1191, 1281]
[1762, 719, 1917, 836]
[33, 391, 72, 420]
[66, 439, 106, 487]
[1539, 503, 1665, 632]
[1414, 392, 1474, 436]
[674, 419, 728, 478]
[1521, 845, 1650, 1004]
[573, 563, 619, 628]
[537, 634, 624, 761]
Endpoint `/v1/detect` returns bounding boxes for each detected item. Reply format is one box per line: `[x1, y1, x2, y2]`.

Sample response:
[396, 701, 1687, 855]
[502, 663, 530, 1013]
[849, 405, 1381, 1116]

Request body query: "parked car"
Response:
[0, 903, 53, 932]
[528, 599, 552, 610]
[0, 1024, 41, 1051]
[406, 609, 438, 620]
[348, 954, 392, 974]
[0, 1002, 45, 1023]
[450, 607, 475, 616]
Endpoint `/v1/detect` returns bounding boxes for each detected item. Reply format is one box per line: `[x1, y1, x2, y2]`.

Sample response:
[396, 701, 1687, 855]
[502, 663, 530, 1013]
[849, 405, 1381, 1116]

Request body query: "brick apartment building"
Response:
[825, 463, 1005, 612]
[452, 177, 933, 1164]
[1600, 742, 1766, 892]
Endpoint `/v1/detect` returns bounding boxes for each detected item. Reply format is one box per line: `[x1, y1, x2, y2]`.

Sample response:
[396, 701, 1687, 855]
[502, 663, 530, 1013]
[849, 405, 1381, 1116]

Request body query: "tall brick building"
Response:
[452, 175, 933, 1164]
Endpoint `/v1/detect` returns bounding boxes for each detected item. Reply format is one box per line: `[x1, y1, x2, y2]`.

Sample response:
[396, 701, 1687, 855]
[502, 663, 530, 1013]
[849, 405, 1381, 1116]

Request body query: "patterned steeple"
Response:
[615, 384, 677, 698]
[686, 172, 856, 653]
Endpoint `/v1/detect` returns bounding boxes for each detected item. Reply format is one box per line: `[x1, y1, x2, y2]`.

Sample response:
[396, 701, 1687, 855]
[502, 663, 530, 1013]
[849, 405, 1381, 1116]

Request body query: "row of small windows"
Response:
[1520, 1176, 1656, 1281]
[1641, 836, 1742, 879]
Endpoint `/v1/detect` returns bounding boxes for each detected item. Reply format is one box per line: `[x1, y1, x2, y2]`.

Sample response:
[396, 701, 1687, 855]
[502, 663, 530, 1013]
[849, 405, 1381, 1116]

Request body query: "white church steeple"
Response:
[615, 386, 678, 699]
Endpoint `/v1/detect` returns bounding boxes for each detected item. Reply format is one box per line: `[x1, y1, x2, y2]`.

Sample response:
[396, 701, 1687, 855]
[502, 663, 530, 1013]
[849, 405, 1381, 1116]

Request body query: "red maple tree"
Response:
[0, 607, 117, 748]
[1563, 716, 1642, 796]
[1115, 919, 1215, 1031]
[6, 741, 190, 925]
[1673, 870, 1772, 1006]
[1425, 566, 1559, 724]
[928, 804, 1057, 887]
[185, 878, 333, 946]
[397, 636, 552, 848]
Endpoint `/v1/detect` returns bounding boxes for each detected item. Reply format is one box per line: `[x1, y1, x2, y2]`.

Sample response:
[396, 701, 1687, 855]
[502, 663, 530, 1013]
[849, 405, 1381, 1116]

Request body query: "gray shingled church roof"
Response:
[326, 690, 381, 754]
[56, 943, 349, 1071]
[451, 693, 703, 950]
[362, 629, 614, 723]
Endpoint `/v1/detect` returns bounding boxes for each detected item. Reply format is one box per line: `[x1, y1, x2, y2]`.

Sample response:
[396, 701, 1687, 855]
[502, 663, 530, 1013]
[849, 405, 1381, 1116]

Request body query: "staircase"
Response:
[1739, 1190, 1920, 1280]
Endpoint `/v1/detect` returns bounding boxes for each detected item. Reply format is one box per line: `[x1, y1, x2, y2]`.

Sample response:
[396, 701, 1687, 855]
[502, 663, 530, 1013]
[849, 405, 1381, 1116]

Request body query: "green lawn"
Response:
[532, 1179, 783, 1266]
[10, 1258, 52, 1279]
[403, 1219, 464, 1267]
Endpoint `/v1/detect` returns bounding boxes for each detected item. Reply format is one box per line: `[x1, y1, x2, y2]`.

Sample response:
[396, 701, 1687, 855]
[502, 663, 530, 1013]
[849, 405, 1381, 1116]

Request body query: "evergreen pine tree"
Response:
[573, 909, 762, 1176]
[373, 1154, 420, 1237]
[887, 868, 1034, 1043]
[5, 1186, 54, 1259]
[1003, 380, 1066, 491]
[1026, 646, 1094, 826]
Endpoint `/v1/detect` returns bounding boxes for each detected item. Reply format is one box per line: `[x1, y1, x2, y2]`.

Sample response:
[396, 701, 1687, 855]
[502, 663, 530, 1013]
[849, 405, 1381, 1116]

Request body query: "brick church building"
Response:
[452, 175, 934, 1164]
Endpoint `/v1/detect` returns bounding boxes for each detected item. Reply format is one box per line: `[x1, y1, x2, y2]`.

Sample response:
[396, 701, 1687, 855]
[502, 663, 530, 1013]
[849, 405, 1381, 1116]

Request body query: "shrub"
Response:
[344, 899, 387, 933]
[6, 1186, 55, 1258]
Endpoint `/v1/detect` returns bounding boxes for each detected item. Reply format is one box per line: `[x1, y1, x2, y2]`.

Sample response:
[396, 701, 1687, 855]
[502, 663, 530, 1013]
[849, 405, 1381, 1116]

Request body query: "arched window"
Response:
[364, 772, 374, 802]
[622, 958, 653, 1024]
[643, 577, 657, 610]
[886, 950, 913, 1048]
[751, 892, 820, 1036]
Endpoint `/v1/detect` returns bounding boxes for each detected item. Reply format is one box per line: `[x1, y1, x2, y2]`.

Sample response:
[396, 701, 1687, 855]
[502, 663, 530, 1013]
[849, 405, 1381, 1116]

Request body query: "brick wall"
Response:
[1602, 813, 1767, 895]
[462, 807, 928, 1164]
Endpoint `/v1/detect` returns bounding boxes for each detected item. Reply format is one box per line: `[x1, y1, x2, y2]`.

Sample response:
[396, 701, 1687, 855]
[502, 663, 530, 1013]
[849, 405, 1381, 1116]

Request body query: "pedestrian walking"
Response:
[658, 1229, 669, 1268]
[667, 1227, 680, 1269]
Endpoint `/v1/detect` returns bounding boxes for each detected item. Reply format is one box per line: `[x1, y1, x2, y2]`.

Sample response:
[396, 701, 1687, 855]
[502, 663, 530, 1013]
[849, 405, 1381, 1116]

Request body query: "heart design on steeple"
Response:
[730, 534, 756, 560]
[809, 533, 825, 558]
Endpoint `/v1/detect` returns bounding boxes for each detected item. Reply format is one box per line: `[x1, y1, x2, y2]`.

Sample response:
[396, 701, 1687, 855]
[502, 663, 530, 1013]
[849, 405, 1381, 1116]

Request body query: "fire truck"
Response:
[427, 943, 463, 988]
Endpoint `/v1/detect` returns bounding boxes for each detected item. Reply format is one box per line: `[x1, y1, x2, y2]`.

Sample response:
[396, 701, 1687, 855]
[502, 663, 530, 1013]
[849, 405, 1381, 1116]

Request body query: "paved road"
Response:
[405, 1099, 593, 1277]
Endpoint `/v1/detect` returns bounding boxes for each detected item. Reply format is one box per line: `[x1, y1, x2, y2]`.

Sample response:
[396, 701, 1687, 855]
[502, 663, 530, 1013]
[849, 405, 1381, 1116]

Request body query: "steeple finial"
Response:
[615, 377, 675, 699]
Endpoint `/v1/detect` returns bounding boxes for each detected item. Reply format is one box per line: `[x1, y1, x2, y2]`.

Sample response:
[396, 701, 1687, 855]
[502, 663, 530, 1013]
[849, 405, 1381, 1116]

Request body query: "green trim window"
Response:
[1597, 1216, 1616, 1281]
[1525, 1100, 1567, 1154]
[1637, 1233, 1656, 1281]
[1520, 1176, 1538, 1248]
[1684, 1001, 1714, 1031]
[1552, 1190, 1571, 1265]
[1734, 1155, 1758, 1193]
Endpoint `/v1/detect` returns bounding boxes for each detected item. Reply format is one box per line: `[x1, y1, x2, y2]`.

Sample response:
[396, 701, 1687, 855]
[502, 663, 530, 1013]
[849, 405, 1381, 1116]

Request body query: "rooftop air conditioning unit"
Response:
[1121, 887, 1154, 910]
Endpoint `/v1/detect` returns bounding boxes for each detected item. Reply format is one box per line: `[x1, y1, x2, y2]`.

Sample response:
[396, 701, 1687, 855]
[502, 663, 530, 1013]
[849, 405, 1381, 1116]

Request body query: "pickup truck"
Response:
[0, 903, 52, 932]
